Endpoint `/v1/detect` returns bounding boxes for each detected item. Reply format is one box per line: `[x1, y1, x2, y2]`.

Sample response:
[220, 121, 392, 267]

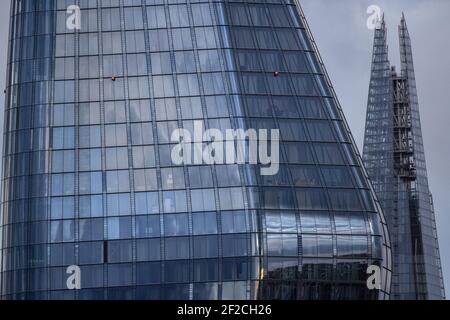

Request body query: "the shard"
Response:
[362, 14, 445, 300]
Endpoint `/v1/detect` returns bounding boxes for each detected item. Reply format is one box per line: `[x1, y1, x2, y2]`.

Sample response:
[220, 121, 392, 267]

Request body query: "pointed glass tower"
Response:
[363, 14, 445, 300]
[1, 0, 391, 300]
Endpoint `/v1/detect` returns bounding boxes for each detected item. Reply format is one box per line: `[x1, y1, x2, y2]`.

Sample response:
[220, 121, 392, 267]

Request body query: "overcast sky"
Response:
[0, 0, 448, 298]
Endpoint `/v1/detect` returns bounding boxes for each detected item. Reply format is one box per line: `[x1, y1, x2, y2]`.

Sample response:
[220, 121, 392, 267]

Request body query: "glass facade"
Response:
[363, 16, 445, 300]
[1, 0, 391, 300]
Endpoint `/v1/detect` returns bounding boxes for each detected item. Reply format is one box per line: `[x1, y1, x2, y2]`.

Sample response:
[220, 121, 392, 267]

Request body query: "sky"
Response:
[0, 0, 448, 298]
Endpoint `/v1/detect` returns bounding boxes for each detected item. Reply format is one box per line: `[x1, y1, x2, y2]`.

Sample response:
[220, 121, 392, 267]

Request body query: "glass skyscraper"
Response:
[363, 15, 445, 300]
[1, 0, 391, 300]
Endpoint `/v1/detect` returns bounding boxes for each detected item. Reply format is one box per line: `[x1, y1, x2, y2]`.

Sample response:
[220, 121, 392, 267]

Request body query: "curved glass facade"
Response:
[1, 0, 391, 300]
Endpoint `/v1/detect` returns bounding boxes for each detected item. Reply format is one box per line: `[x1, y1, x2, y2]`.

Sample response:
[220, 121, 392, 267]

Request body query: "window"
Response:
[78, 102, 100, 125]
[135, 192, 160, 215]
[50, 220, 75, 243]
[261, 51, 285, 72]
[328, 189, 363, 211]
[317, 235, 333, 257]
[80, 195, 103, 218]
[261, 188, 295, 210]
[104, 77, 125, 100]
[153, 76, 175, 98]
[334, 213, 351, 235]
[195, 27, 217, 49]
[50, 243, 75, 266]
[105, 101, 126, 123]
[134, 169, 158, 192]
[102, 8, 121, 31]
[132, 146, 156, 168]
[302, 234, 318, 257]
[192, 3, 213, 26]
[52, 150, 75, 173]
[105, 124, 127, 147]
[267, 234, 298, 256]
[136, 239, 161, 261]
[165, 261, 190, 283]
[79, 126, 101, 148]
[193, 236, 219, 258]
[130, 100, 151, 122]
[124, 7, 144, 30]
[218, 188, 245, 210]
[80, 33, 99, 55]
[137, 262, 161, 284]
[306, 120, 335, 142]
[125, 30, 146, 53]
[106, 170, 130, 193]
[191, 189, 216, 212]
[80, 218, 104, 241]
[105, 148, 129, 170]
[222, 234, 248, 257]
[350, 213, 367, 234]
[284, 52, 308, 73]
[178, 74, 200, 96]
[175, 51, 196, 73]
[148, 29, 169, 52]
[248, 6, 270, 26]
[163, 191, 187, 213]
[107, 217, 132, 240]
[222, 282, 246, 300]
[291, 165, 321, 187]
[254, 28, 277, 49]
[147, 6, 167, 29]
[51, 173, 74, 196]
[52, 127, 75, 149]
[51, 197, 75, 220]
[221, 211, 247, 234]
[321, 166, 353, 187]
[79, 172, 103, 195]
[237, 51, 261, 72]
[193, 212, 217, 235]
[55, 57, 74, 80]
[78, 243, 103, 265]
[279, 120, 307, 141]
[108, 240, 133, 263]
[161, 168, 185, 190]
[194, 259, 219, 282]
[188, 166, 213, 188]
[164, 214, 189, 236]
[129, 77, 150, 99]
[79, 56, 100, 78]
[165, 238, 190, 260]
[169, 5, 189, 27]
[290, 74, 317, 96]
[136, 215, 160, 238]
[155, 98, 177, 121]
[295, 189, 328, 210]
[336, 236, 353, 257]
[108, 264, 133, 287]
[102, 32, 122, 54]
[107, 194, 131, 217]
[172, 28, 193, 50]
[215, 165, 241, 187]
[265, 212, 297, 233]
[222, 258, 248, 281]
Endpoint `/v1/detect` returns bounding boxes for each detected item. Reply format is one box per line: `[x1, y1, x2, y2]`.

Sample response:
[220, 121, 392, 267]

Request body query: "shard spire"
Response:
[397, 14, 446, 300]
[363, 14, 445, 300]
